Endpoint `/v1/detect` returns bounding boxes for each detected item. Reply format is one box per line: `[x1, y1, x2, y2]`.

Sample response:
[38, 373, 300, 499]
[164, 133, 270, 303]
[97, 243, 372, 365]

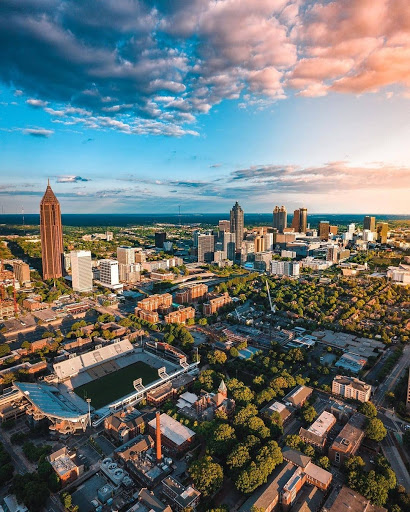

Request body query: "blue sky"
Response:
[0, 0, 409, 214]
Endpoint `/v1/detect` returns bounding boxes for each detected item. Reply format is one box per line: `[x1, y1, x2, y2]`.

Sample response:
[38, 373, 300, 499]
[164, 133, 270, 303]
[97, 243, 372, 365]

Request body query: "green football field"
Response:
[74, 361, 159, 409]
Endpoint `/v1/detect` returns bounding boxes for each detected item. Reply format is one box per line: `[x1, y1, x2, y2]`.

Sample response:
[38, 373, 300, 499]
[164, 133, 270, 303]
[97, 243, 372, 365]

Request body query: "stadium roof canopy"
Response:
[14, 381, 88, 422]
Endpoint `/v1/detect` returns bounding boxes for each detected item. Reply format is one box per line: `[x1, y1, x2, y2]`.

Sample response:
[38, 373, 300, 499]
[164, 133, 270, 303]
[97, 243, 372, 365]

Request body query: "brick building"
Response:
[164, 307, 195, 324]
[328, 413, 366, 466]
[175, 283, 208, 304]
[203, 292, 232, 316]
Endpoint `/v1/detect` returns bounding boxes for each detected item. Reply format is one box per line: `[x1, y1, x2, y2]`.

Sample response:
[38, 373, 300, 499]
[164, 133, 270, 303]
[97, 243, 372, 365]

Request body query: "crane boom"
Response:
[266, 281, 276, 313]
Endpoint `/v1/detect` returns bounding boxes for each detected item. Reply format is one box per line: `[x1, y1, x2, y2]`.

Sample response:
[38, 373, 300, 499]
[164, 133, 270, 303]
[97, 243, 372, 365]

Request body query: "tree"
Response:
[230, 347, 239, 358]
[301, 405, 317, 424]
[210, 424, 236, 454]
[303, 445, 315, 457]
[189, 456, 223, 497]
[227, 444, 251, 470]
[365, 418, 387, 442]
[318, 456, 330, 470]
[0, 344, 11, 357]
[207, 350, 227, 365]
[285, 434, 303, 450]
[359, 402, 377, 418]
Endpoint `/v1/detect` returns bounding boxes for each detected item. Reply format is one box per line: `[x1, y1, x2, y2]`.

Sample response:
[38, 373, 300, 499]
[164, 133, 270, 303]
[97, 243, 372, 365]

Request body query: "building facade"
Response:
[71, 250, 93, 292]
[99, 259, 120, 287]
[230, 201, 244, 252]
[273, 206, 287, 233]
[332, 375, 371, 402]
[40, 182, 64, 280]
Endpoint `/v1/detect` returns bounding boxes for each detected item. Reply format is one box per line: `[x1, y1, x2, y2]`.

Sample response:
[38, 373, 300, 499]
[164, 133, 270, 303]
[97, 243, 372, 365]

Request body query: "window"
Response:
[335, 452, 340, 463]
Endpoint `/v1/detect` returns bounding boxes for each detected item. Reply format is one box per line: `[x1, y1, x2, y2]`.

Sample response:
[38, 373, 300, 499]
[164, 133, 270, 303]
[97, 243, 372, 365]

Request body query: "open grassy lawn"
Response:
[74, 361, 158, 409]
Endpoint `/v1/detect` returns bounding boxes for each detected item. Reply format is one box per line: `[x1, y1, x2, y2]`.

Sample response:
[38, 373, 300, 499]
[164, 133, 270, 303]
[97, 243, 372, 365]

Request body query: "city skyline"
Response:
[1, 0, 410, 214]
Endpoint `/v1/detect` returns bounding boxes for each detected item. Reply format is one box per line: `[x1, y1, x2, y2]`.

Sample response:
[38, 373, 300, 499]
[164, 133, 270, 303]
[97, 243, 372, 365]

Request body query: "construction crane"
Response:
[266, 281, 276, 313]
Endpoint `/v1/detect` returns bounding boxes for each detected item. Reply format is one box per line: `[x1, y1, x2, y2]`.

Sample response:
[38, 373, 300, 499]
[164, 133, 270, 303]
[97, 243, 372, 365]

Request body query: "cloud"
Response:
[26, 98, 48, 108]
[56, 175, 90, 183]
[210, 163, 222, 168]
[22, 128, 54, 138]
[0, 0, 409, 137]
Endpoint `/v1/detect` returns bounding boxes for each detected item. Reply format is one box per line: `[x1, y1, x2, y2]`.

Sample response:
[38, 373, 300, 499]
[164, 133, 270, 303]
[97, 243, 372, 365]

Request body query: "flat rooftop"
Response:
[307, 411, 336, 437]
[50, 454, 77, 477]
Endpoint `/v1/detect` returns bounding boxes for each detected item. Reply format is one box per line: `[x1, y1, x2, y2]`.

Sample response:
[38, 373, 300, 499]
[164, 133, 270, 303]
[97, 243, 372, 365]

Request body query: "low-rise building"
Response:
[323, 485, 387, 512]
[328, 413, 366, 466]
[105, 409, 145, 444]
[148, 413, 195, 454]
[134, 307, 159, 323]
[282, 448, 333, 491]
[164, 307, 195, 324]
[137, 294, 173, 312]
[162, 476, 201, 511]
[48, 447, 84, 487]
[332, 375, 371, 402]
[284, 385, 313, 408]
[335, 352, 367, 374]
[262, 400, 293, 424]
[175, 283, 208, 304]
[299, 411, 336, 451]
[203, 292, 232, 316]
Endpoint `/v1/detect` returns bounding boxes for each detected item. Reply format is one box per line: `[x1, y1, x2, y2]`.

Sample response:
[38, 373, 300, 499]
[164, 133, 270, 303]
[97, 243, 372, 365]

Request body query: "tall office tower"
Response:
[221, 231, 236, 261]
[318, 221, 330, 240]
[291, 208, 308, 233]
[71, 250, 93, 292]
[376, 222, 388, 244]
[299, 208, 308, 233]
[155, 232, 167, 249]
[218, 220, 230, 232]
[272, 206, 287, 233]
[362, 229, 374, 242]
[329, 225, 338, 236]
[363, 216, 376, 232]
[40, 181, 64, 280]
[192, 230, 201, 248]
[230, 201, 244, 251]
[117, 246, 135, 265]
[264, 232, 274, 252]
[99, 259, 119, 287]
[197, 234, 215, 263]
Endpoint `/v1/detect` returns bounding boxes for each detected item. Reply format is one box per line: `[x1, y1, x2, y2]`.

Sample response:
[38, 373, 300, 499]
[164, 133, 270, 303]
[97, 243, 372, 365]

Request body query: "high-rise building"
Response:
[12, 260, 30, 285]
[155, 232, 167, 249]
[318, 221, 330, 240]
[99, 259, 119, 287]
[230, 201, 244, 252]
[40, 181, 64, 280]
[254, 235, 265, 253]
[376, 222, 388, 244]
[329, 225, 338, 236]
[117, 246, 135, 265]
[291, 208, 308, 233]
[220, 231, 236, 261]
[273, 206, 287, 233]
[271, 260, 300, 277]
[218, 220, 230, 232]
[363, 216, 376, 232]
[71, 250, 93, 292]
[197, 234, 215, 263]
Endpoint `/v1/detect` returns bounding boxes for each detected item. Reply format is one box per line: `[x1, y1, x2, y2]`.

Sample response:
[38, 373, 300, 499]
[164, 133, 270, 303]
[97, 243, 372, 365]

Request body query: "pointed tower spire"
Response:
[218, 379, 227, 397]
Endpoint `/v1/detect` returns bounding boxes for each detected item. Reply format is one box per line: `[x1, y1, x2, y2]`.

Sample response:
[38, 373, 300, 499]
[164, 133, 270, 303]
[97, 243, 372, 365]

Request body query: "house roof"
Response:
[282, 447, 311, 469]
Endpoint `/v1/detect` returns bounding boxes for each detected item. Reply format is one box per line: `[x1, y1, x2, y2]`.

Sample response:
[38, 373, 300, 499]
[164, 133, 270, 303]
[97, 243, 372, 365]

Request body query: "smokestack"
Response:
[156, 411, 162, 462]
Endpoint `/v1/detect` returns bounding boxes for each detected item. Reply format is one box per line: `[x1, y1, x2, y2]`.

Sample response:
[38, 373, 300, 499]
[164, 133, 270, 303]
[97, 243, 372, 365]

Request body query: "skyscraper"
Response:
[273, 206, 287, 233]
[197, 234, 215, 262]
[99, 259, 120, 287]
[218, 220, 230, 232]
[291, 207, 308, 233]
[155, 232, 167, 249]
[40, 181, 63, 280]
[318, 221, 330, 240]
[71, 250, 93, 292]
[363, 216, 376, 232]
[230, 201, 244, 251]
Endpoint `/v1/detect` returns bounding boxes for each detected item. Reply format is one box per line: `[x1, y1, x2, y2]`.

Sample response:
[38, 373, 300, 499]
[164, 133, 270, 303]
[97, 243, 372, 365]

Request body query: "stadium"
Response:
[10, 339, 199, 434]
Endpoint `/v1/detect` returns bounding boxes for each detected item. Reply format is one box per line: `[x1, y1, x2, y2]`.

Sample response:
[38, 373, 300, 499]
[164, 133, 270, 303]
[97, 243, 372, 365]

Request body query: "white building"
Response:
[117, 246, 135, 265]
[70, 250, 93, 292]
[387, 264, 410, 285]
[100, 259, 120, 288]
[271, 260, 300, 277]
[332, 375, 371, 402]
[362, 229, 374, 242]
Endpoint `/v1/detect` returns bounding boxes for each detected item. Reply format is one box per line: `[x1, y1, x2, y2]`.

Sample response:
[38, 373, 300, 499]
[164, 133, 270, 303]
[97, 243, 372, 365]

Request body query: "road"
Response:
[374, 344, 410, 406]
[382, 431, 410, 490]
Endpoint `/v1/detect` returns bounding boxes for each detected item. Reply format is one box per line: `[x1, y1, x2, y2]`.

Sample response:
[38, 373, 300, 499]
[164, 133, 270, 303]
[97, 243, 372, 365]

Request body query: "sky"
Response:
[0, 0, 409, 215]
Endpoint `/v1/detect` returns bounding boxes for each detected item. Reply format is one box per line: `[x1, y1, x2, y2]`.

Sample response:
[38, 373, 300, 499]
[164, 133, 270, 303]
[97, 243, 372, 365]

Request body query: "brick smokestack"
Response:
[156, 411, 162, 462]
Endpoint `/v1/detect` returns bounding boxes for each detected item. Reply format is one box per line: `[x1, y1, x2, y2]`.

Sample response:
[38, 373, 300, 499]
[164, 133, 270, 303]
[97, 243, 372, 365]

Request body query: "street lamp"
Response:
[86, 398, 92, 429]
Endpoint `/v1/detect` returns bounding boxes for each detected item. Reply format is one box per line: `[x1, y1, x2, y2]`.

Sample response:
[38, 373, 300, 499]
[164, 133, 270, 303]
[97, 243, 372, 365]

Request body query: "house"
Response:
[328, 413, 366, 466]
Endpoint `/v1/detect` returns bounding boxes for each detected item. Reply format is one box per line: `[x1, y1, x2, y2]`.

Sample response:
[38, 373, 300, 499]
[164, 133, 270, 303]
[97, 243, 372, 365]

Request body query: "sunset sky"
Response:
[1, 0, 409, 214]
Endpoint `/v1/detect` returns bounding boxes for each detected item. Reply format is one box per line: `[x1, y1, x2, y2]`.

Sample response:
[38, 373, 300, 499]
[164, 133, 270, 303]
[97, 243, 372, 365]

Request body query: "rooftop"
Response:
[331, 413, 366, 453]
[325, 486, 387, 512]
[307, 411, 336, 437]
[282, 447, 311, 469]
[148, 413, 195, 446]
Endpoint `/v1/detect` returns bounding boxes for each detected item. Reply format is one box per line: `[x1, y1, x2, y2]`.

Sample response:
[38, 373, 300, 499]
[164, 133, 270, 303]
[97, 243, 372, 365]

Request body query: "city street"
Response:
[382, 431, 410, 490]
[374, 344, 410, 406]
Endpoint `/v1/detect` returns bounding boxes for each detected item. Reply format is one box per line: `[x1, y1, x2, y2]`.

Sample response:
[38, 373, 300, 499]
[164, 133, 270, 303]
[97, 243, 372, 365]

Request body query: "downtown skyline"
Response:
[1, 0, 410, 215]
